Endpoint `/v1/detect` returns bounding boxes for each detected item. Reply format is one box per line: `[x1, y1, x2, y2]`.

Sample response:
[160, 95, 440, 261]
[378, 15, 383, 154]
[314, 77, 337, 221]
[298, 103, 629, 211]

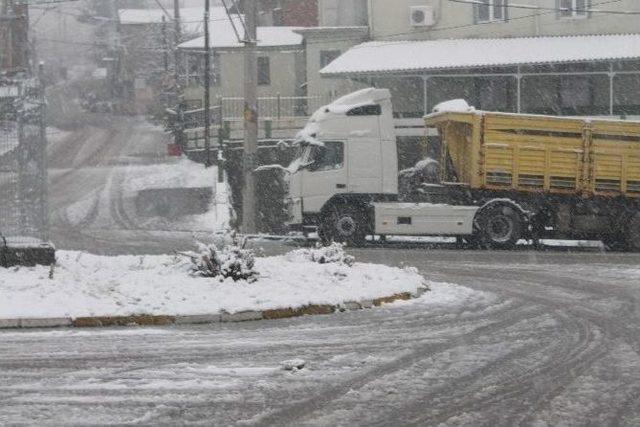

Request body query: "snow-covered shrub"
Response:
[182, 233, 258, 282]
[292, 242, 355, 267]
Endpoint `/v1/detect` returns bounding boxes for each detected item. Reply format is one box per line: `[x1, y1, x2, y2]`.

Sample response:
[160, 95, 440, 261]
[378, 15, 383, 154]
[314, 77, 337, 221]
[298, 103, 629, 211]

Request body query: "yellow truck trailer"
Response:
[425, 110, 640, 250]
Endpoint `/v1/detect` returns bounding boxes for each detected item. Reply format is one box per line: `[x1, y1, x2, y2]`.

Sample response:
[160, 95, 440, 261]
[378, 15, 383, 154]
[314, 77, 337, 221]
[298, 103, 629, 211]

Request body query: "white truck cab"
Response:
[286, 88, 478, 245]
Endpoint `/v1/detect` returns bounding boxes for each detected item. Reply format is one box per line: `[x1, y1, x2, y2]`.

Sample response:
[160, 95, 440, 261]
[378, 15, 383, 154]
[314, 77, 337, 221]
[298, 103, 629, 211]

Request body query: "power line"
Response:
[29, 5, 242, 25]
[33, 36, 169, 51]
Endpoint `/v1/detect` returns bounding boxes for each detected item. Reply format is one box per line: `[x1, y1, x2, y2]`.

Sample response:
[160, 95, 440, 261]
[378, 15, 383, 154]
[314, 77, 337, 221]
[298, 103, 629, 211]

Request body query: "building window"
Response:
[320, 50, 341, 68]
[257, 57, 270, 86]
[185, 52, 220, 86]
[558, 0, 589, 19]
[474, 0, 507, 23]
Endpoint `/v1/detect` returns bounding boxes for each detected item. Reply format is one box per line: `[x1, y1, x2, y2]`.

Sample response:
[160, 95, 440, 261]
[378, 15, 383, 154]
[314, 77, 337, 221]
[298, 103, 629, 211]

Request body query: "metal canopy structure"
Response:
[321, 34, 640, 118]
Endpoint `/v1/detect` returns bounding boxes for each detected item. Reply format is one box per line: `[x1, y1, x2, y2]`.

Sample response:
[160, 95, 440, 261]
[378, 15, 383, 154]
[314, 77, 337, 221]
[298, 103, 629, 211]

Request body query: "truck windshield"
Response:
[307, 141, 344, 172]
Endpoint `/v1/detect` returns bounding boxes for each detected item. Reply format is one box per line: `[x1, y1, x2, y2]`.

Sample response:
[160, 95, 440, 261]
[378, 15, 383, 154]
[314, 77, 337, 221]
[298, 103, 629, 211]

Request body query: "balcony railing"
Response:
[177, 94, 334, 122]
[219, 94, 333, 120]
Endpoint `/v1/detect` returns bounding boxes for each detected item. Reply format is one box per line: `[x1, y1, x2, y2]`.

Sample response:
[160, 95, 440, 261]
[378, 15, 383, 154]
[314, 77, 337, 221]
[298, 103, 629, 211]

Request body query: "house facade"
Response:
[366, 0, 639, 40]
[178, 26, 308, 117]
[314, 0, 640, 118]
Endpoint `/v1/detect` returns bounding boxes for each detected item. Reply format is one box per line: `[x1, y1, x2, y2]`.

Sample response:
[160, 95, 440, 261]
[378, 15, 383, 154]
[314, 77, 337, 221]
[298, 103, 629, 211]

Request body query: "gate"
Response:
[0, 80, 52, 265]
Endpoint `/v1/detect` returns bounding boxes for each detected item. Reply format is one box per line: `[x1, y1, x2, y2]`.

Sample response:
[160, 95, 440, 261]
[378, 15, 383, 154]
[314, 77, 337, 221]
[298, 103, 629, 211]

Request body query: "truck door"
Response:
[301, 141, 347, 213]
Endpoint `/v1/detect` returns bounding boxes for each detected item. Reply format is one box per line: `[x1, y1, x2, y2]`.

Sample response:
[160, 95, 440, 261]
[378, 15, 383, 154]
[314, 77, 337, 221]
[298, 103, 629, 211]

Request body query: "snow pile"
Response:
[288, 243, 355, 267]
[181, 234, 258, 282]
[0, 250, 428, 319]
[432, 99, 475, 114]
[60, 157, 231, 233]
[124, 158, 216, 192]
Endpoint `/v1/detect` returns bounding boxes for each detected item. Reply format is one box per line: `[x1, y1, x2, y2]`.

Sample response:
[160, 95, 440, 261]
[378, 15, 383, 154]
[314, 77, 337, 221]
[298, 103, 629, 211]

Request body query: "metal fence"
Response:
[0, 85, 48, 245]
[220, 94, 333, 120]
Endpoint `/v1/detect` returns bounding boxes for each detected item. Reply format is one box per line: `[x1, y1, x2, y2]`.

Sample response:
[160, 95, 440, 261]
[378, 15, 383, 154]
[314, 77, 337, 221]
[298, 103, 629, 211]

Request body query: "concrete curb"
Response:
[0, 286, 429, 330]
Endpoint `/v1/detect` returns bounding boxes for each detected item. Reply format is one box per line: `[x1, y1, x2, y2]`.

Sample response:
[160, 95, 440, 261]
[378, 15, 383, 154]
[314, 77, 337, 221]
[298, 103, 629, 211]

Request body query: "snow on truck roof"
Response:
[321, 34, 640, 76]
[323, 88, 391, 113]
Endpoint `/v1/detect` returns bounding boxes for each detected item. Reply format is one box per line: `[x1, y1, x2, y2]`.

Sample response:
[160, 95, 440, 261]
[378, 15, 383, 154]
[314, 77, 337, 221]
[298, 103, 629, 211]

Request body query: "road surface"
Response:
[4, 114, 640, 425]
[3, 248, 640, 426]
[47, 115, 217, 255]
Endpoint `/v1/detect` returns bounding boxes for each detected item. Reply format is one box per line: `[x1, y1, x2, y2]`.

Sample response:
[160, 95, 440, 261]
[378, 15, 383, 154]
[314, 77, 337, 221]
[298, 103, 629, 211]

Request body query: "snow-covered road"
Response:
[3, 250, 640, 426]
[47, 115, 223, 255]
[15, 113, 640, 425]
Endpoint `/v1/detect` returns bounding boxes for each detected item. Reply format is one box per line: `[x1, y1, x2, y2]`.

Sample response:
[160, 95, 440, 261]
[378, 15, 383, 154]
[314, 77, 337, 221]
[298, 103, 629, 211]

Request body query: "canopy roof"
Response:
[321, 34, 640, 76]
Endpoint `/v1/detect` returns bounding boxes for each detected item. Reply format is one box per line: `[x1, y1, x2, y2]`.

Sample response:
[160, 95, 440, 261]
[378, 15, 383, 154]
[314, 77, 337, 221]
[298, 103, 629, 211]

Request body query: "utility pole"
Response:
[203, 0, 211, 167]
[173, 0, 181, 83]
[242, 0, 258, 234]
[161, 15, 168, 71]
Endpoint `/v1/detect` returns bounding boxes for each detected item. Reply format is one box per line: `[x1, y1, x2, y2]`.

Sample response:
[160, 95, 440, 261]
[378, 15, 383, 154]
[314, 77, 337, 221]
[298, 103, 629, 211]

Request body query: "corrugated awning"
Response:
[320, 34, 640, 76]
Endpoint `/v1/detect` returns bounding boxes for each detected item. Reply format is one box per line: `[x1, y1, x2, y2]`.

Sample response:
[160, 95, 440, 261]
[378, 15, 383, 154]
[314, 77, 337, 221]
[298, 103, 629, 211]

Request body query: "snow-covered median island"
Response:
[0, 249, 430, 320]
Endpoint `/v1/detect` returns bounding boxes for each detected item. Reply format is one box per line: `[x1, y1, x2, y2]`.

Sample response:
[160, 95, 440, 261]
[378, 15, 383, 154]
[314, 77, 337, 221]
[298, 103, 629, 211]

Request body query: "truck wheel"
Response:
[625, 213, 640, 252]
[320, 206, 368, 247]
[476, 205, 523, 250]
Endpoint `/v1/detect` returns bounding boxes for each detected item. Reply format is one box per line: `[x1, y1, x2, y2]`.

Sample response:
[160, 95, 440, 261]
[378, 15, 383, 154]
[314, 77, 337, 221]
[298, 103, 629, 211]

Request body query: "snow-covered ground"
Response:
[60, 157, 230, 233]
[3, 248, 640, 425]
[124, 158, 218, 192]
[0, 249, 428, 319]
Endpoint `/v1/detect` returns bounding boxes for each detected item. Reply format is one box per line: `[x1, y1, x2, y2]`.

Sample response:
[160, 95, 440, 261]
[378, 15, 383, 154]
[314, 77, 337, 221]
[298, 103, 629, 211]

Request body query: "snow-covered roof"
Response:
[179, 26, 303, 50]
[118, 7, 238, 36]
[321, 34, 640, 76]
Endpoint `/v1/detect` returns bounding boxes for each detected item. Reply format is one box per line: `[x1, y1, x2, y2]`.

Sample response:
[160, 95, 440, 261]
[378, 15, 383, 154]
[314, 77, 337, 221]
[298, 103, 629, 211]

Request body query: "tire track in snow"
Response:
[246, 302, 546, 426]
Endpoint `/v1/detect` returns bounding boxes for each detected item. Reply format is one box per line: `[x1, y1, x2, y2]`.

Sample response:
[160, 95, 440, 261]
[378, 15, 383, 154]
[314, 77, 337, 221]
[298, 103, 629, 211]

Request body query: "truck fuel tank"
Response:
[373, 203, 478, 236]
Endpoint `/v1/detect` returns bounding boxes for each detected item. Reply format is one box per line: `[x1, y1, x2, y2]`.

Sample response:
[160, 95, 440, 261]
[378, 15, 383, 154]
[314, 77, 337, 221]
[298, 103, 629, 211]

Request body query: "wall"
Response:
[215, 48, 302, 97]
[281, 0, 318, 27]
[303, 31, 368, 101]
[181, 46, 306, 117]
[318, 0, 368, 26]
[367, 0, 640, 41]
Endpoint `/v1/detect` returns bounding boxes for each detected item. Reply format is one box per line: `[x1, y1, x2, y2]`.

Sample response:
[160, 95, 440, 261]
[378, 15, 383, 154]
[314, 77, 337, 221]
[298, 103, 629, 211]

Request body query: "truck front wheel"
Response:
[625, 213, 640, 252]
[319, 206, 368, 247]
[476, 205, 523, 250]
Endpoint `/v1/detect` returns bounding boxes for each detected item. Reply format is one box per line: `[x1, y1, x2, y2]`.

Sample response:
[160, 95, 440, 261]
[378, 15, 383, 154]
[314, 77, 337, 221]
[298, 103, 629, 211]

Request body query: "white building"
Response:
[311, 0, 640, 118]
[177, 25, 309, 118]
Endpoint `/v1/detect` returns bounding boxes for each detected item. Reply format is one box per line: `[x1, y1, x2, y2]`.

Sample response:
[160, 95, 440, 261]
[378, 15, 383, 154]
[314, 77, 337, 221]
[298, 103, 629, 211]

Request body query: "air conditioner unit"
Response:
[409, 5, 435, 27]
